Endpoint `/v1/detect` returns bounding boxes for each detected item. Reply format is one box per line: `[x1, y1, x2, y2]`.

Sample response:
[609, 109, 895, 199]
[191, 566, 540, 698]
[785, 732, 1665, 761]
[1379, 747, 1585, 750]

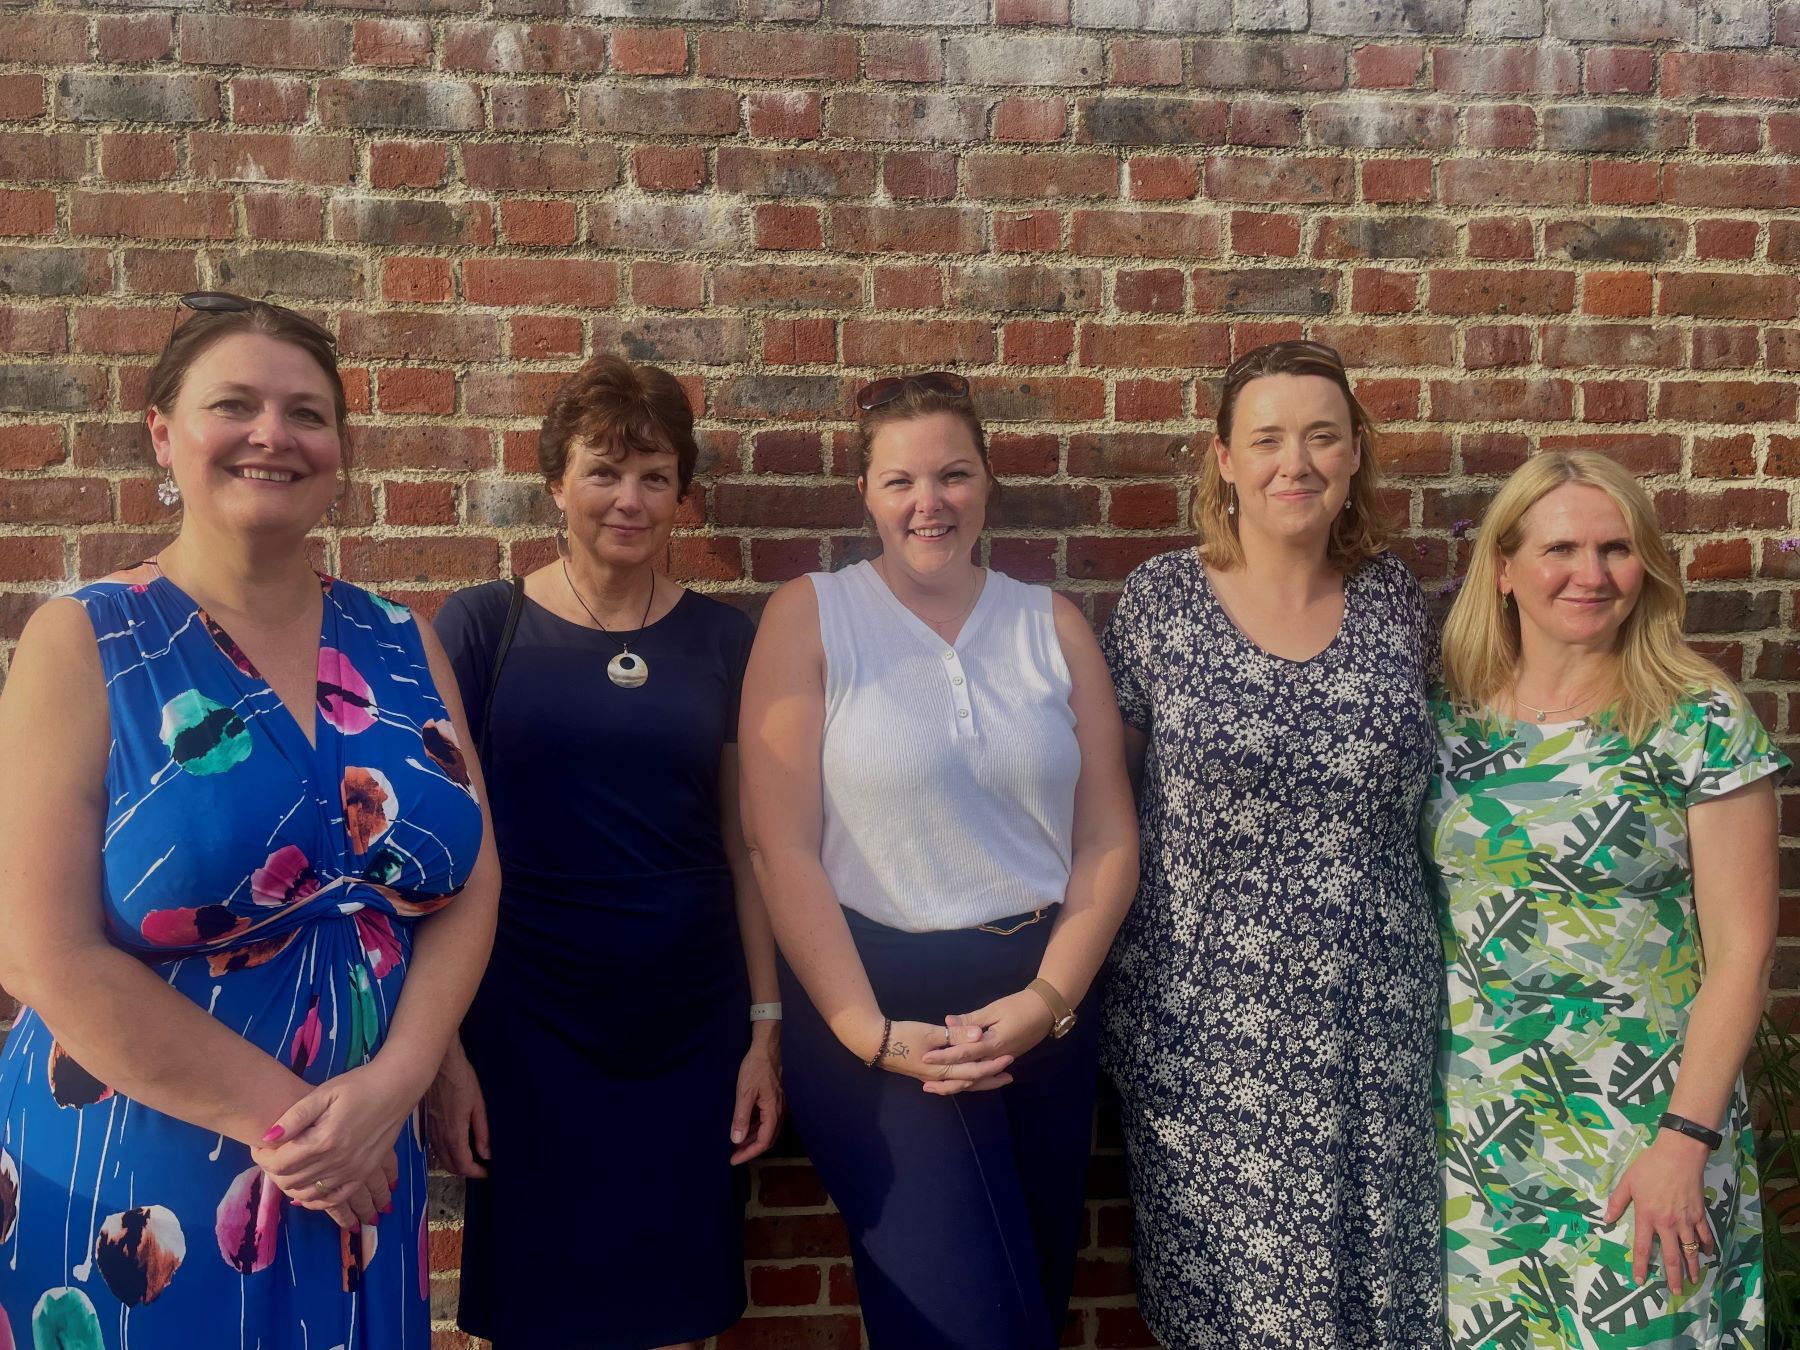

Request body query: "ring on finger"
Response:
[1680, 1239, 1702, 1253]
[313, 1179, 331, 1196]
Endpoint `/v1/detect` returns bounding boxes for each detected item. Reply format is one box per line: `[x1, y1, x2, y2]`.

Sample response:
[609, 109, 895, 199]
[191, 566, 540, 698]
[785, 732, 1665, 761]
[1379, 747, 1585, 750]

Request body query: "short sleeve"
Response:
[1100, 564, 1156, 733]
[1392, 555, 1441, 688]
[1682, 688, 1789, 804]
[720, 603, 755, 745]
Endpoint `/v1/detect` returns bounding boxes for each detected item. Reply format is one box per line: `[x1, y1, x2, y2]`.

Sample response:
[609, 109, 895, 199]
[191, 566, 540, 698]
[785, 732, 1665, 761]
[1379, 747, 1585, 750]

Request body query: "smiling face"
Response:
[146, 331, 343, 539]
[550, 438, 682, 571]
[1215, 372, 1360, 554]
[1498, 482, 1645, 652]
[859, 410, 990, 582]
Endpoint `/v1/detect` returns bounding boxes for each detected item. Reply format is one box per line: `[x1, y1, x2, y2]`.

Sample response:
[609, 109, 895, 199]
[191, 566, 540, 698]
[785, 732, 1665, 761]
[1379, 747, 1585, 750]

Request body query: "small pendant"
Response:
[1536, 711, 1548, 722]
[608, 649, 648, 689]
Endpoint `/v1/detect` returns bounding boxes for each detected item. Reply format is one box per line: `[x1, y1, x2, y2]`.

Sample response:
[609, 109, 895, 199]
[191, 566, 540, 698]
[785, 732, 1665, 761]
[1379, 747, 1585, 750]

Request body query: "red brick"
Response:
[997, 0, 1070, 20]
[1660, 273, 1797, 322]
[1692, 327, 1760, 371]
[378, 368, 456, 416]
[1206, 155, 1352, 204]
[1360, 157, 1432, 204]
[5, 14, 87, 64]
[1003, 319, 1076, 366]
[371, 141, 447, 190]
[750, 537, 823, 582]
[697, 31, 856, 81]
[0, 425, 65, 470]
[1441, 159, 1584, 207]
[1655, 382, 1796, 425]
[493, 85, 569, 133]
[863, 35, 941, 83]
[1078, 322, 1228, 369]
[1665, 164, 1800, 210]
[1352, 43, 1426, 89]
[0, 190, 53, 236]
[717, 149, 874, 198]
[1115, 379, 1182, 423]
[1585, 46, 1655, 93]
[383, 480, 457, 527]
[714, 1314, 860, 1350]
[1433, 44, 1580, 94]
[716, 263, 863, 311]
[1695, 111, 1762, 155]
[1115, 268, 1185, 314]
[746, 1263, 824, 1308]
[994, 209, 1063, 252]
[71, 192, 233, 242]
[0, 75, 44, 123]
[1652, 487, 1792, 532]
[244, 190, 324, 244]
[1127, 156, 1200, 202]
[1467, 217, 1533, 261]
[1071, 210, 1219, 259]
[583, 86, 738, 137]
[1465, 324, 1532, 369]
[883, 151, 956, 201]
[633, 145, 706, 192]
[1465, 103, 1537, 150]
[1108, 38, 1183, 86]
[1428, 269, 1576, 317]
[97, 14, 173, 64]
[0, 479, 108, 526]
[608, 29, 688, 77]
[354, 19, 432, 68]
[756, 204, 823, 250]
[180, 15, 350, 70]
[994, 98, 1068, 143]
[1590, 160, 1661, 206]
[965, 152, 1117, 201]
[230, 76, 310, 126]
[500, 198, 577, 247]
[383, 256, 453, 304]
[843, 319, 996, 366]
[1580, 379, 1648, 423]
[1582, 271, 1652, 318]
[633, 261, 704, 310]
[749, 91, 822, 140]
[1067, 534, 1187, 580]
[462, 142, 618, 192]
[832, 206, 982, 256]
[191, 132, 357, 187]
[1694, 220, 1760, 262]
[511, 315, 583, 359]
[1664, 52, 1800, 100]
[341, 537, 497, 585]
[441, 22, 606, 74]
[764, 318, 836, 365]
[465, 259, 617, 308]
[753, 431, 823, 475]
[1692, 433, 1758, 480]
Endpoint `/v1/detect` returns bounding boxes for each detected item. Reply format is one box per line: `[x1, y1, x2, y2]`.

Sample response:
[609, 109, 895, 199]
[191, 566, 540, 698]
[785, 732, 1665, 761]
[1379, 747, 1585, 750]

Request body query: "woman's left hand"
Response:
[730, 1025, 783, 1166]
[252, 1062, 421, 1217]
[1603, 1130, 1716, 1294]
[919, 989, 1055, 1096]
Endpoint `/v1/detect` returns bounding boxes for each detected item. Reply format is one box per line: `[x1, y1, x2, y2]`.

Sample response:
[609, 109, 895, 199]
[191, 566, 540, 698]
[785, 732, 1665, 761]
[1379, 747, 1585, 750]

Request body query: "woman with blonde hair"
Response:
[1428, 450, 1783, 1349]
[1101, 338, 1443, 1345]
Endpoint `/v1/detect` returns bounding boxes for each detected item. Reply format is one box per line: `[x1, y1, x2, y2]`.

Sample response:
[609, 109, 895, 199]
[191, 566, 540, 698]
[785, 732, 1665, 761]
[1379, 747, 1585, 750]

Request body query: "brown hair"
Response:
[1194, 339, 1391, 570]
[853, 381, 995, 496]
[539, 355, 699, 495]
[147, 302, 348, 449]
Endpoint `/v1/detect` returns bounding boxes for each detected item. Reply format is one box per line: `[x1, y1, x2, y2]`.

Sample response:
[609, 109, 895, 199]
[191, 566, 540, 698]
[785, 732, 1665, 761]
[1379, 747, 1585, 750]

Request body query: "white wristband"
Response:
[749, 1002, 783, 1022]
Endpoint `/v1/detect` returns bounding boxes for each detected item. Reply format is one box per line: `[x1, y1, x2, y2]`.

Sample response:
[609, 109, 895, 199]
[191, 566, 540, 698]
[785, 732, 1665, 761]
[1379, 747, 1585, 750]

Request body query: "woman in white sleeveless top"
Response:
[739, 372, 1138, 1350]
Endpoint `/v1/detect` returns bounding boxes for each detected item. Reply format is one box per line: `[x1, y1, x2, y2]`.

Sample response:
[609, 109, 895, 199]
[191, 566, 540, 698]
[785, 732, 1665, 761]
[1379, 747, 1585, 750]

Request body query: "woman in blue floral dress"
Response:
[0, 296, 496, 1349]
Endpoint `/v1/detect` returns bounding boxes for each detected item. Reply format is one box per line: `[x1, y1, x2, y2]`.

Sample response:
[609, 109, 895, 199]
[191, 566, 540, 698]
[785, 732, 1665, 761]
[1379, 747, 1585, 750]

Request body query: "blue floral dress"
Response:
[0, 564, 484, 1350]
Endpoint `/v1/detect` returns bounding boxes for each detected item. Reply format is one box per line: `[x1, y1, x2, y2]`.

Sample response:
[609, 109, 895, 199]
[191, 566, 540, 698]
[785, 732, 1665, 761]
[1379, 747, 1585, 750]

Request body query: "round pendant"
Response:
[608, 651, 648, 689]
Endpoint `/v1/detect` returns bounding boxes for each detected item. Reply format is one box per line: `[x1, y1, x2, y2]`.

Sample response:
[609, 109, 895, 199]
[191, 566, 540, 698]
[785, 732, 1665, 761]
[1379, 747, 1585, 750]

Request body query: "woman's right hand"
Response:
[425, 1038, 490, 1178]
[862, 1017, 1014, 1095]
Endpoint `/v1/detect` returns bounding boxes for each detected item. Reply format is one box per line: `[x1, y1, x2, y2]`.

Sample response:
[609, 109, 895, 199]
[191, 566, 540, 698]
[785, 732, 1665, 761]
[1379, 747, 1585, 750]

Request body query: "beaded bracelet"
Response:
[865, 1016, 892, 1069]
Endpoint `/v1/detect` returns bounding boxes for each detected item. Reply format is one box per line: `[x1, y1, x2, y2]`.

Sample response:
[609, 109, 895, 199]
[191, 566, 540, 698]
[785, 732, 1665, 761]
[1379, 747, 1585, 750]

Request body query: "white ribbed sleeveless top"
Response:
[812, 561, 1080, 933]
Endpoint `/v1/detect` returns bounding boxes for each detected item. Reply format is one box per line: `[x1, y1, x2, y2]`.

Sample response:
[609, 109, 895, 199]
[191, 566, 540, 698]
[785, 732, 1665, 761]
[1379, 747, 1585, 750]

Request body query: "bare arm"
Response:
[722, 746, 780, 1011]
[1604, 776, 1779, 1291]
[1035, 594, 1140, 1009]
[0, 599, 314, 1146]
[737, 579, 885, 1062]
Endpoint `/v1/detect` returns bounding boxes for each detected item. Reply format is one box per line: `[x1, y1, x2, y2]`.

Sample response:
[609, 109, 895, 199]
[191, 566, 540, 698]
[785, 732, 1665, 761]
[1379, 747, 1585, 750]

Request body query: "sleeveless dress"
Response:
[434, 580, 755, 1350]
[0, 567, 484, 1350]
[1099, 548, 1444, 1349]
[1426, 688, 1785, 1350]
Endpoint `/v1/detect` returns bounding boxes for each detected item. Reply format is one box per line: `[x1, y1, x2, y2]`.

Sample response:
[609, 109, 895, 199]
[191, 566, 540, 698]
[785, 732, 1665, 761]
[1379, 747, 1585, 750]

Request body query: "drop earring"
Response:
[1226, 486, 1237, 516]
[556, 513, 569, 557]
[156, 474, 181, 507]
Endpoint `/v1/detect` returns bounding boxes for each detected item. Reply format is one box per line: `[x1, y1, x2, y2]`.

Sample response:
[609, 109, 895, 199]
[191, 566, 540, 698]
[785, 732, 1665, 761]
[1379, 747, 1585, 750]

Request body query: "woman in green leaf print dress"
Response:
[1424, 451, 1785, 1350]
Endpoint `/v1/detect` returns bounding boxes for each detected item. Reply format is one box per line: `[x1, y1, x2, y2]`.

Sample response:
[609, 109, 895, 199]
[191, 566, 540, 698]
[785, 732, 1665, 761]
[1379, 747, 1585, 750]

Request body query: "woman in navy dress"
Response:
[1099, 339, 1442, 1347]
[429, 355, 781, 1350]
[0, 295, 496, 1348]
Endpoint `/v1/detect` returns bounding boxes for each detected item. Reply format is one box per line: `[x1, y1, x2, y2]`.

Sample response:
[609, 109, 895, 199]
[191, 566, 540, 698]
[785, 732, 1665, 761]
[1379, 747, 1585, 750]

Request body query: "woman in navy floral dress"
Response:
[0, 296, 495, 1349]
[1099, 340, 1441, 1347]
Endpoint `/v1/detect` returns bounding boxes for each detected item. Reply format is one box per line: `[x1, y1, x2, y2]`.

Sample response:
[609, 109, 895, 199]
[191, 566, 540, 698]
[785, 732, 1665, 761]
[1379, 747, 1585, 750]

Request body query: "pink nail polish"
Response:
[381, 1202, 393, 1215]
[261, 1125, 284, 1143]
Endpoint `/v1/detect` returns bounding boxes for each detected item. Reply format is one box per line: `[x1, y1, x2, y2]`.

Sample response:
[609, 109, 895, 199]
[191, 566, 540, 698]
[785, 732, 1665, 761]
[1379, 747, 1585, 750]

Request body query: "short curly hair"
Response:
[538, 355, 698, 495]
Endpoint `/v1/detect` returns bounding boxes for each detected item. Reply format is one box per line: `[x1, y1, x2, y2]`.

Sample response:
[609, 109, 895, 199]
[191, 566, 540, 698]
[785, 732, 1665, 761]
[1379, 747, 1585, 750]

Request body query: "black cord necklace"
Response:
[562, 557, 655, 689]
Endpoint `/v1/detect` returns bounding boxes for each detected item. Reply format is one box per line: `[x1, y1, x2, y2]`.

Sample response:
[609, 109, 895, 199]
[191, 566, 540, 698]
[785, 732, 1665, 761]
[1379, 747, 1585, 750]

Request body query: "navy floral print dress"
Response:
[1099, 547, 1443, 1349]
[0, 564, 483, 1350]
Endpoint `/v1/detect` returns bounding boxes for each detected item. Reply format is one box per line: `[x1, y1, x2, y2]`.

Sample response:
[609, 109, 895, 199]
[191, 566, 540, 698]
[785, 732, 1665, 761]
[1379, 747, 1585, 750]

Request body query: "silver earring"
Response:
[1226, 486, 1237, 516]
[326, 497, 339, 525]
[556, 514, 569, 557]
[156, 474, 181, 507]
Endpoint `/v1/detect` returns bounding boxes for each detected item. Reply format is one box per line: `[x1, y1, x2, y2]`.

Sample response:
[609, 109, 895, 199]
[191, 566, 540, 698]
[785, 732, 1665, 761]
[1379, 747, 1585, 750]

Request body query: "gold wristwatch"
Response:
[1027, 977, 1076, 1038]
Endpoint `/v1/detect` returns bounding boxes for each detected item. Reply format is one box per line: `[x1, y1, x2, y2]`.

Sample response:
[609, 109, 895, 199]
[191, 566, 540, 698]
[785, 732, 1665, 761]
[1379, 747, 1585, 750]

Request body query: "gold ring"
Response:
[313, 1179, 331, 1196]
[1680, 1240, 1701, 1253]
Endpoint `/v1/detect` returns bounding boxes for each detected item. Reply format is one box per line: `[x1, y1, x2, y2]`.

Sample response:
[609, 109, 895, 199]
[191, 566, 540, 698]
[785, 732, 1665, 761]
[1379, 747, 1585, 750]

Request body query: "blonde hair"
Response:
[1441, 450, 1726, 742]
[1193, 339, 1392, 571]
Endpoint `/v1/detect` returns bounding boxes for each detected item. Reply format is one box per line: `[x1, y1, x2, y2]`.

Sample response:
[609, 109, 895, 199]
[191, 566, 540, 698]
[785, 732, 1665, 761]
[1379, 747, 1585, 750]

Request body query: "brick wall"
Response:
[2, 0, 1798, 1345]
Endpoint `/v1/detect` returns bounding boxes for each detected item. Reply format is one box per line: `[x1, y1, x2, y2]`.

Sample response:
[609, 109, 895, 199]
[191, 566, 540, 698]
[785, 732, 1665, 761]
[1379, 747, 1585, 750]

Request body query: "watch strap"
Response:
[1027, 977, 1076, 1038]
[1659, 1111, 1723, 1151]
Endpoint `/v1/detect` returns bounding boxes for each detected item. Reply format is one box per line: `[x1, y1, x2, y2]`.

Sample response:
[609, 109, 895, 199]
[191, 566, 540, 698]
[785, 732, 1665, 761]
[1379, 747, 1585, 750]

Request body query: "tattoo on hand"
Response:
[885, 1041, 908, 1060]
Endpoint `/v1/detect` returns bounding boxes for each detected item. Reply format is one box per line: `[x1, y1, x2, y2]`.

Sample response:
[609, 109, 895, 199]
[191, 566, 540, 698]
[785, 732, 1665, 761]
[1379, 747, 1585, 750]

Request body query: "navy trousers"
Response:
[779, 907, 1102, 1350]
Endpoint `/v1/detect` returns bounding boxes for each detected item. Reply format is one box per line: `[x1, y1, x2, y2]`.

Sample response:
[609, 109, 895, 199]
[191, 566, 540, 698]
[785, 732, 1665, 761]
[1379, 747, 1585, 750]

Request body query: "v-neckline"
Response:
[860, 560, 996, 656]
[1191, 549, 1352, 667]
[150, 568, 330, 753]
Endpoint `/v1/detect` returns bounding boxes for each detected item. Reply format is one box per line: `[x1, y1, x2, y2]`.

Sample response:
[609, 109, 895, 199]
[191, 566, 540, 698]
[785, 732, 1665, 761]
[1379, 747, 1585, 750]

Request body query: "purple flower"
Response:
[1414, 540, 1429, 558]
[1436, 576, 1466, 599]
[1451, 518, 1475, 540]
[1779, 538, 1799, 555]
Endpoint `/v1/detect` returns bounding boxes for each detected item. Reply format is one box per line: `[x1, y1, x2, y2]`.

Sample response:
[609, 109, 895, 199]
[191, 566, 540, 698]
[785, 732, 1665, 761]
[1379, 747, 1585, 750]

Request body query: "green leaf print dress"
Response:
[1423, 687, 1787, 1350]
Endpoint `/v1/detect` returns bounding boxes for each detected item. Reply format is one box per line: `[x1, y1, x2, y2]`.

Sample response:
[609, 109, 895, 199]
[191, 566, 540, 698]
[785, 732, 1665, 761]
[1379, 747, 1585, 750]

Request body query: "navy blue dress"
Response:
[435, 581, 754, 1350]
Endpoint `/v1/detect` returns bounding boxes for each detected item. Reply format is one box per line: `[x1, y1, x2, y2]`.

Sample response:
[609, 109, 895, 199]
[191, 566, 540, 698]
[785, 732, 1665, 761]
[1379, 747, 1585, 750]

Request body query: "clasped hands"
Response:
[251, 1061, 419, 1234]
[874, 987, 1055, 1096]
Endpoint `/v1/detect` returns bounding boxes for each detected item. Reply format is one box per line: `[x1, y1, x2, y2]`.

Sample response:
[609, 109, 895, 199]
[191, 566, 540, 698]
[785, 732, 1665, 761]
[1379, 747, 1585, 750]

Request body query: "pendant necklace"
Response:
[1513, 682, 1588, 723]
[563, 558, 655, 689]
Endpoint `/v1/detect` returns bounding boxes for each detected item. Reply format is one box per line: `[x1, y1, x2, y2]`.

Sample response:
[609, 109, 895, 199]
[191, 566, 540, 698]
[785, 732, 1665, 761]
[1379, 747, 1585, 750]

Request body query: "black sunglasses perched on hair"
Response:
[175, 291, 337, 348]
[1222, 338, 1344, 381]
[854, 370, 970, 412]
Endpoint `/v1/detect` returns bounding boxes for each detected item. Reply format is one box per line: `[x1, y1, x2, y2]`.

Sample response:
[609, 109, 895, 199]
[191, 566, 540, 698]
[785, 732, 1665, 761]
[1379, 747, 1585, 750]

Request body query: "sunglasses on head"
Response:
[854, 370, 970, 413]
[175, 291, 337, 348]
[1223, 338, 1344, 382]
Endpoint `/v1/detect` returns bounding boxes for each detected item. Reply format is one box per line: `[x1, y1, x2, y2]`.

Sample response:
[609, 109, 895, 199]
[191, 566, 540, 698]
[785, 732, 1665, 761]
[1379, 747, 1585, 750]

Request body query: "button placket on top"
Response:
[942, 647, 976, 739]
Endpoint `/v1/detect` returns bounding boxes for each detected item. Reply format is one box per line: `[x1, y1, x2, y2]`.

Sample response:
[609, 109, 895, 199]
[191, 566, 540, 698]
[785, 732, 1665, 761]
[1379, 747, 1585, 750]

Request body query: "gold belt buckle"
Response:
[976, 907, 1046, 937]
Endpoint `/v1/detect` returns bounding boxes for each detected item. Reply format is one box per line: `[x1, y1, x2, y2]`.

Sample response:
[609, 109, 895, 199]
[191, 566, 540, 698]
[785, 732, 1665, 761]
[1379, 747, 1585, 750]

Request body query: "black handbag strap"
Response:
[476, 575, 525, 761]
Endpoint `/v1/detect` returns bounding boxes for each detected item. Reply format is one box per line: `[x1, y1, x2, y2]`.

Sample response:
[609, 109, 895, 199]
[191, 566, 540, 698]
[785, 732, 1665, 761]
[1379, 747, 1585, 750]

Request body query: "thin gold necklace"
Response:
[881, 561, 984, 631]
[1512, 681, 1592, 723]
